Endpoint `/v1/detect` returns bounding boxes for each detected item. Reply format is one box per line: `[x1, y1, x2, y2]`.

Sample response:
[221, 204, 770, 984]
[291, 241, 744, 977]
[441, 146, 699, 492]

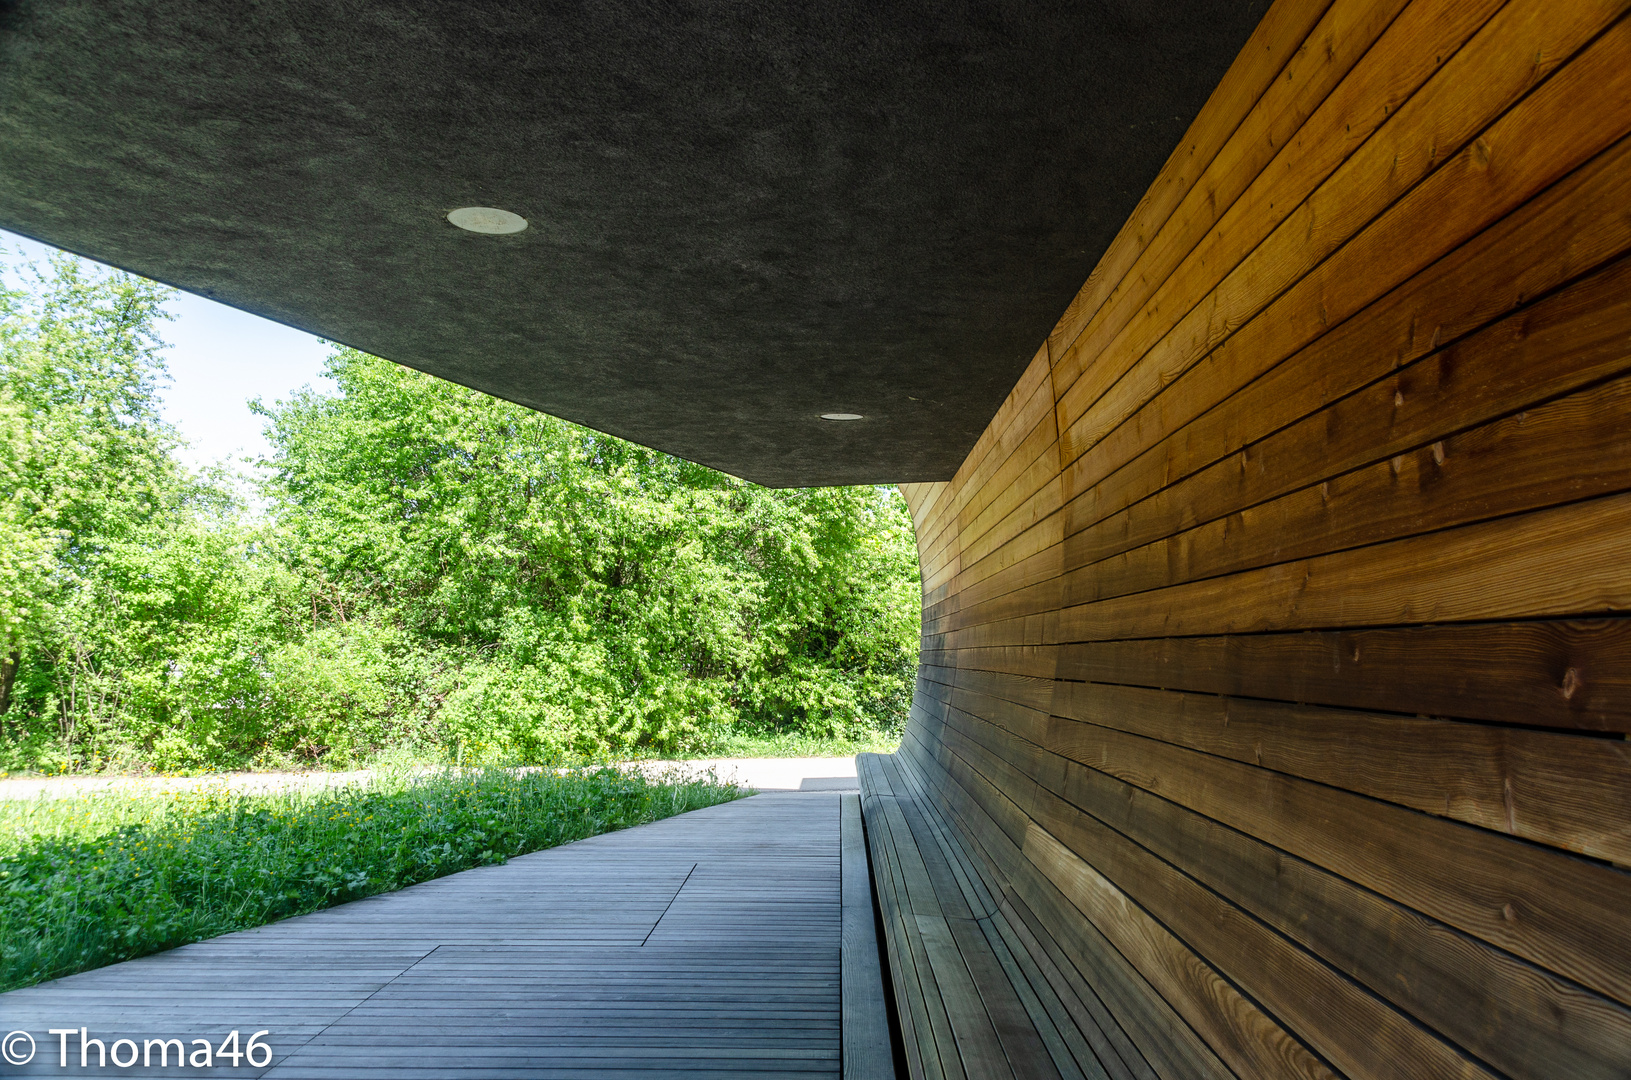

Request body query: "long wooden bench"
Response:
[859, 748, 1162, 1080]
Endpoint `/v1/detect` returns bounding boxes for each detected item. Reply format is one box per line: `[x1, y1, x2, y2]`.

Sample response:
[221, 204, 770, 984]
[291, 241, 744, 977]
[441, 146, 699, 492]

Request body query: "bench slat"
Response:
[884, 755, 1079, 1080]
[862, 747, 1241, 1080]
[864, 773, 964, 1080]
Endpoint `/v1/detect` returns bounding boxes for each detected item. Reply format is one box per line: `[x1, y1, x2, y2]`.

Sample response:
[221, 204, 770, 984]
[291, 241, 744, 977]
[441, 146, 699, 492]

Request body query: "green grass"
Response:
[0, 765, 746, 992]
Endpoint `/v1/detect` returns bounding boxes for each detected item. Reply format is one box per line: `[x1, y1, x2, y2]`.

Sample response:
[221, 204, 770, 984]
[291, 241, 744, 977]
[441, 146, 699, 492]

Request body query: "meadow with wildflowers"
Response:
[0, 766, 745, 991]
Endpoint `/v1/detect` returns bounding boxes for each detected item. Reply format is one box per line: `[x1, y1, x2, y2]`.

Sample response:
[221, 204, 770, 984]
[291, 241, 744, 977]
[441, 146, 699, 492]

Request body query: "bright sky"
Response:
[1, 228, 337, 472]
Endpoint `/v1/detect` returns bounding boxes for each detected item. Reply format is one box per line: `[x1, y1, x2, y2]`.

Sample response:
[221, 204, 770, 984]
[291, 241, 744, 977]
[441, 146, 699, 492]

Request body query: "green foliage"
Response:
[0, 393, 55, 659]
[0, 766, 746, 990]
[254, 347, 920, 758]
[0, 253, 211, 763]
[0, 250, 921, 771]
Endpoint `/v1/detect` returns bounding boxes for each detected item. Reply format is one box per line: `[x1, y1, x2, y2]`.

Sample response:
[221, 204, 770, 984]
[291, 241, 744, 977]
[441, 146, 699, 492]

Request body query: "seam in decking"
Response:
[642, 864, 700, 946]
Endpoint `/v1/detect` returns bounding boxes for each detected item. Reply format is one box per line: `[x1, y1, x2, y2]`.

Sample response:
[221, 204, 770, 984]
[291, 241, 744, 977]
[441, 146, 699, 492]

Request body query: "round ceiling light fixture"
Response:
[447, 206, 528, 234]
[820, 412, 864, 421]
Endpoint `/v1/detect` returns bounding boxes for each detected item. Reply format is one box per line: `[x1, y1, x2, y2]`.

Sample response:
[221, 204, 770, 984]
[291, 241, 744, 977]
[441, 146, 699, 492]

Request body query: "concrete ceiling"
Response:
[0, 0, 1267, 486]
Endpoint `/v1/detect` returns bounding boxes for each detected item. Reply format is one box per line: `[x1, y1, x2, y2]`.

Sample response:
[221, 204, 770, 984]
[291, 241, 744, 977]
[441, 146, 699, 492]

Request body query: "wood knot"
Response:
[1473, 139, 1492, 168]
[1562, 667, 1581, 701]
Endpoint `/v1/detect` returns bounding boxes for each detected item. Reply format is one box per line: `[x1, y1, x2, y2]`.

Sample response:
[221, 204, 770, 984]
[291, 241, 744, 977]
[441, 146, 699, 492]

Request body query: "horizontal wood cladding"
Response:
[925, 620, 1631, 733]
[895, 1, 1631, 1077]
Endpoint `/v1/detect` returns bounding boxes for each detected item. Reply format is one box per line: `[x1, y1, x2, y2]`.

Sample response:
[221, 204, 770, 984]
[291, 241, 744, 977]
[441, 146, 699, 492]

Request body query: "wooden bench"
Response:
[857, 752, 1090, 1080]
[859, 747, 1206, 1080]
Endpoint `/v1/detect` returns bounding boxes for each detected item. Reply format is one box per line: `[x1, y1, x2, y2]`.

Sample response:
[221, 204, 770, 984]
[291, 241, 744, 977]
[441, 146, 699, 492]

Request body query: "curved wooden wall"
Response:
[895, 0, 1631, 1076]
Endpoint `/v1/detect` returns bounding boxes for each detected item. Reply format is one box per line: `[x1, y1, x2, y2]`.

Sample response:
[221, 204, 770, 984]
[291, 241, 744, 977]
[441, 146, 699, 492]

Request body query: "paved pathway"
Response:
[0, 758, 861, 801]
[0, 792, 849, 1078]
[648, 758, 858, 792]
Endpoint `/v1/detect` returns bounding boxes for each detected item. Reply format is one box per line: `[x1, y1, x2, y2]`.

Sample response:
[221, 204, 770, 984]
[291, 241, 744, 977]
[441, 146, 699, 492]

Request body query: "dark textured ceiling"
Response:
[0, 0, 1267, 486]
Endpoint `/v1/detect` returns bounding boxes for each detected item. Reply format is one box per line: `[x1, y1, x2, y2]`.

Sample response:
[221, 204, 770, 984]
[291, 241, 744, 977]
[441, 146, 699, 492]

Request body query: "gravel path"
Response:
[0, 756, 861, 800]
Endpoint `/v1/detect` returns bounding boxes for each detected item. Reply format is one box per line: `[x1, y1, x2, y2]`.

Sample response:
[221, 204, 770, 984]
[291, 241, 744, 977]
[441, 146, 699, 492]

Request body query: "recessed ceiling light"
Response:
[820, 412, 863, 421]
[447, 206, 528, 234]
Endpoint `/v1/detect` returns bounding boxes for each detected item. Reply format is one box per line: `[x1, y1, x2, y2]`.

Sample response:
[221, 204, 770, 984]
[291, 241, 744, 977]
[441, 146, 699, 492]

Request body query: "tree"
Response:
[0, 254, 187, 754]
[0, 389, 55, 720]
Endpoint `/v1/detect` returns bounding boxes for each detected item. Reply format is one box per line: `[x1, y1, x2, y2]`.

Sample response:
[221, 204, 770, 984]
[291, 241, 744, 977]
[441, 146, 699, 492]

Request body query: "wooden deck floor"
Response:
[0, 791, 856, 1078]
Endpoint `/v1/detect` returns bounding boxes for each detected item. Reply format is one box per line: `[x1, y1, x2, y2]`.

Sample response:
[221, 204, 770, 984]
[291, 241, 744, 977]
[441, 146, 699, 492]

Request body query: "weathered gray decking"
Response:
[1, 790, 883, 1078]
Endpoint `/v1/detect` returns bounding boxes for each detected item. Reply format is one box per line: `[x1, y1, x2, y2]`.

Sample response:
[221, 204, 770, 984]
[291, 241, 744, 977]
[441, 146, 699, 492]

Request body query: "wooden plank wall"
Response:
[895, 0, 1631, 1076]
